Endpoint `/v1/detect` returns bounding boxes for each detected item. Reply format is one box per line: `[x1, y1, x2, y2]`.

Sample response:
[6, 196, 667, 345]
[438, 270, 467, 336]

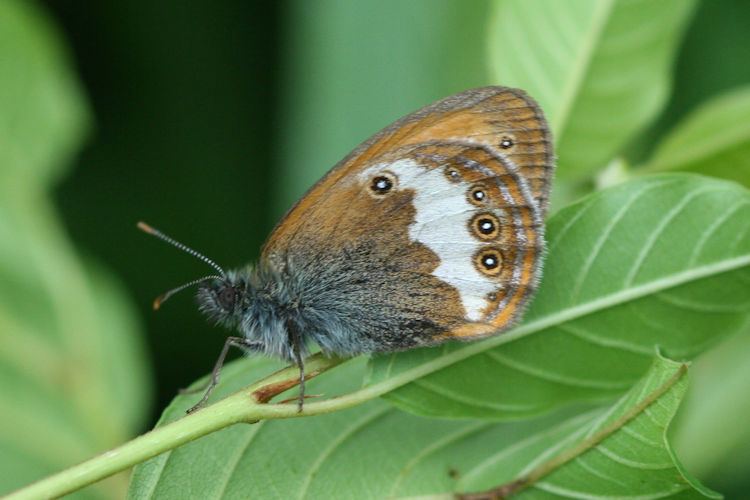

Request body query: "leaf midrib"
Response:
[551, 0, 615, 136]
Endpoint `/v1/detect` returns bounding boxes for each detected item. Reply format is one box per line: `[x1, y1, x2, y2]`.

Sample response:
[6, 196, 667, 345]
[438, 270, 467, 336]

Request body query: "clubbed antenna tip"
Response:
[137, 221, 156, 234]
[153, 293, 166, 310]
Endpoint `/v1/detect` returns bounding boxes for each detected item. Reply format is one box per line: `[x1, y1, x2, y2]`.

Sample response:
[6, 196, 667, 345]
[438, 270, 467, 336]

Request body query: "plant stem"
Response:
[5, 341, 489, 500]
[3, 332, 534, 499]
[3, 354, 347, 500]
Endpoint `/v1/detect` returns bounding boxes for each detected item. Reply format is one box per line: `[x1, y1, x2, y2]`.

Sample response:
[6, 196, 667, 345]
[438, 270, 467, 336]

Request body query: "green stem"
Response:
[3, 354, 348, 500]
[5, 342, 480, 500]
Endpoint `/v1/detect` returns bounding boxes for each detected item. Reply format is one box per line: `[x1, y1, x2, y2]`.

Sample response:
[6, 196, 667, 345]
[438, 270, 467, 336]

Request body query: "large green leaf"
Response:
[369, 173, 750, 419]
[642, 85, 750, 187]
[128, 354, 715, 498]
[0, 1, 150, 497]
[487, 0, 696, 178]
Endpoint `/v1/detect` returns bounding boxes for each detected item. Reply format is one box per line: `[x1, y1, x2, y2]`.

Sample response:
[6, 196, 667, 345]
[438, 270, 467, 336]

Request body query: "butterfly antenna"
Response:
[137, 221, 226, 277]
[138, 221, 228, 309]
[153, 275, 223, 310]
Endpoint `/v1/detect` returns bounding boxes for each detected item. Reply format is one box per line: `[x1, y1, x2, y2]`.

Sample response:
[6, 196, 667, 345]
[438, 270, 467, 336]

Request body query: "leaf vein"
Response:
[553, 0, 616, 134]
[388, 421, 492, 496]
[214, 423, 267, 498]
[485, 349, 631, 389]
[548, 195, 598, 251]
[569, 182, 662, 304]
[519, 423, 591, 475]
[655, 291, 750, 313]
[556, 317, 653, 356]
[411, 376, 538, 411]
[534, 480, 688, 499]
[296, 406, 393, 499]
[575, 455, 628, 487]
[623, 187, 726, 287]
[620, 425, 661, 447]
[729, 211, 750, 254]
[596, 444, 672, 470]
[688, 200, 750, 266]
[459, 411, 597, 486]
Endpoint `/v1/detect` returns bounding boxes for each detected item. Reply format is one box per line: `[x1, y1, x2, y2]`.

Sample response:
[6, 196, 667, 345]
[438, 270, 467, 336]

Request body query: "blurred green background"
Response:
[48, 0, 279, 417]
[2, 0, 750, 497]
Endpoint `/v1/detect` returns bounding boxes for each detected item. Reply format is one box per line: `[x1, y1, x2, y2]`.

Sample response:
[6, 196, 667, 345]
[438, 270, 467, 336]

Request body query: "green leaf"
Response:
[0, 1, 150, 497]
[642, 85, 750, 187]
[487, 0, 696, 178]
[369, 173, 750, 419]
[0, 0, 89, 188]
[128, 355, 716, 499]
[508, 357, 721, 498]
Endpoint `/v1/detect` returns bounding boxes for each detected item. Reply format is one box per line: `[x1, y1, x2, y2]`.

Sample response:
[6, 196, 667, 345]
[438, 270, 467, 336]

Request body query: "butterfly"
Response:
[140, 86, 554, 412]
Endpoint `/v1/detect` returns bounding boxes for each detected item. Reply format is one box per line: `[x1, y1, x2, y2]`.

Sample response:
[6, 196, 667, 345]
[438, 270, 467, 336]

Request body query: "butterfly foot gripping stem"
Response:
[183, 336, 265, 414]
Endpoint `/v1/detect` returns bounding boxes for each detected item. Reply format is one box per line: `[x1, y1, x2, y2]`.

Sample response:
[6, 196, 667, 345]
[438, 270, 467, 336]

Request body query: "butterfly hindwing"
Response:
[262, 87, 553, 351]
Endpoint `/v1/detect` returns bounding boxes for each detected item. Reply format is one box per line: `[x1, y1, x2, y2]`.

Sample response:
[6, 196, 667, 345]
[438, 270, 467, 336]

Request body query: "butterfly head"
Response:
[197, 263, 312, 362]
[194, 273, 243, 324]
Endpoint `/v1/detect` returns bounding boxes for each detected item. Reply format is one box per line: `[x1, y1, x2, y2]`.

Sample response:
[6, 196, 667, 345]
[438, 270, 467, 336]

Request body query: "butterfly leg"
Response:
[183, 336, 264, 413]
[286, 320, 305, 412]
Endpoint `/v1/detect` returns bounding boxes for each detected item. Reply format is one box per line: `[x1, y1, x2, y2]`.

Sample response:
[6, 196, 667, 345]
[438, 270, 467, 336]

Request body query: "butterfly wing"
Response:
[262, 87, 554, 352]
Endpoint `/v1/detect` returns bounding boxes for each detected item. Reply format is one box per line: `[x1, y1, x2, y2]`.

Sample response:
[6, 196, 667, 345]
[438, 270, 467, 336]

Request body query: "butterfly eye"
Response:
[475, 248, 504, 276]
[470, 213, 500, 240]
[370, 172, 397, 196]
[218, 286, 236, 310]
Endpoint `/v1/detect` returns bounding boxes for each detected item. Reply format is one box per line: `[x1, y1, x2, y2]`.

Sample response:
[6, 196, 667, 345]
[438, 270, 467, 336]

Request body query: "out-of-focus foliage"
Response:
[488, 0, 696, 180]
[643, 86, 750, 187]
[0, 1, 150, 498]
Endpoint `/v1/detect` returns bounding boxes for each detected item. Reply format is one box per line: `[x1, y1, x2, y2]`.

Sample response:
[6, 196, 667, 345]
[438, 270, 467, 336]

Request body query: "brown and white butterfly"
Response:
[140, 86, 554, 411]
